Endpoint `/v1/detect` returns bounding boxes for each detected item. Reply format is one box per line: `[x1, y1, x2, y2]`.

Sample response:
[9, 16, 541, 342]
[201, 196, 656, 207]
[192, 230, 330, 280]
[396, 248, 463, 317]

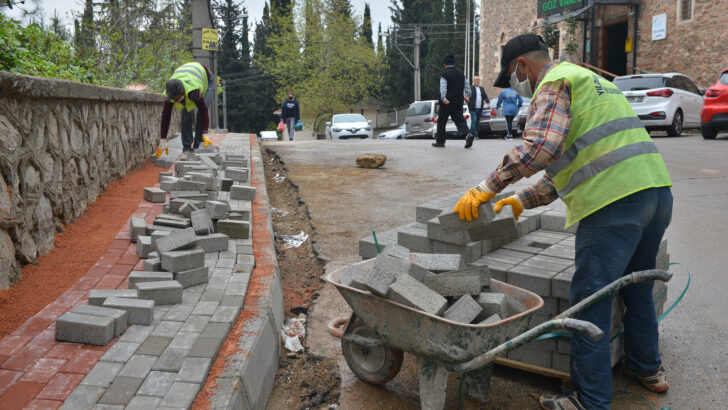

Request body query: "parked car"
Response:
[377, 123, 407, 139]
[700, 67, 728, 140]
[479, 97, 530, 138]
[404, 100, 471, 139]
[325, 114, 373, 139]
[613, 73, 703, 136]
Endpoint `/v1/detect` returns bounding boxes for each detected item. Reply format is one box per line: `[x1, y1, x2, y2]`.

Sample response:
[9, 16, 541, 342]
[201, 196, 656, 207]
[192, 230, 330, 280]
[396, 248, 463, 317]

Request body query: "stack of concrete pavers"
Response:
[358, 195, 670, 373]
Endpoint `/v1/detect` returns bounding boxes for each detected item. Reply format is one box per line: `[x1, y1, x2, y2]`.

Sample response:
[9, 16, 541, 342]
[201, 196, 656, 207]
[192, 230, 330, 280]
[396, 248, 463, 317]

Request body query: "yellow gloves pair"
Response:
[155, 134, 213, 158]
[453, 187, 523, 221]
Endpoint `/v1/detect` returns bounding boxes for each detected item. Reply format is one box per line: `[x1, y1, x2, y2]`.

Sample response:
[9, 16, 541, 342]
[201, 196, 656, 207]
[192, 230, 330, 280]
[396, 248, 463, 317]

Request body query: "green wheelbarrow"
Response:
[326, 259, 672, 410]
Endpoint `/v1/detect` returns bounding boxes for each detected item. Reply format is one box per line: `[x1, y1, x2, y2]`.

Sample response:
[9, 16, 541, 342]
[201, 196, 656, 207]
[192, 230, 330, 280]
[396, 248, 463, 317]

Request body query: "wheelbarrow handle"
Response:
[453, 318, 604, 373]
[555, 269, 672, 320]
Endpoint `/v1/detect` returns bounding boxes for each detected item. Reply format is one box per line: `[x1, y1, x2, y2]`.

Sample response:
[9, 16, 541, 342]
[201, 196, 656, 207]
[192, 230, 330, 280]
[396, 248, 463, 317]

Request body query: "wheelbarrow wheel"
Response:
[341, 315, 403, 385]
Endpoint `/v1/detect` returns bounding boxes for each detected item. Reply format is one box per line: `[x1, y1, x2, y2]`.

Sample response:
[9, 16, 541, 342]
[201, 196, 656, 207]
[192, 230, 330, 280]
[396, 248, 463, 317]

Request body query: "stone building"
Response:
[479, 0, 728, 97]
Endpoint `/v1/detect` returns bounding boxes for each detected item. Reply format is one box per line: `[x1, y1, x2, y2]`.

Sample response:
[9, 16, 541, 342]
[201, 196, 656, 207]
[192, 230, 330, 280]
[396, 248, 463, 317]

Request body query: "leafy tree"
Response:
[361, 3, 373, 45]
[49, 10, 70, 42]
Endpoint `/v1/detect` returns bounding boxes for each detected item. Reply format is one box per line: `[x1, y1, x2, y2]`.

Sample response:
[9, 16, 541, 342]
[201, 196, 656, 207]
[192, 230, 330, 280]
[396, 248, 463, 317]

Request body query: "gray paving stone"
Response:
[118, 355, 157, 379]
[397, 224, 433, 253]
[55, 312, 115, 346]
[225, 167, 249, 182]
[221, 295, 245, 307]
[206, 277, 229, 290]
[135, 236, 153, 258]
[176, 357, 212, 383]
[431, 240, 482, 264]
[118, 325, 153, 343]
[412, 253, 464, 273]
[521, 230, 568, 245]
[99, 376, 143, 405]
[210, 306, 239, 323]
[424, 270, 481, 297]
[230, 185, 256, 200]
[540, 210, 578, 233]
[191, 209, 215, 235]
[160, 382, 200, 408]
[443, 294, 483, 323]
[60, 385, 105, 410]
[81, 361, 123, 388]
[168, 332, 200, 350]
[182, 291, 202, 306]
[216, 219, 250, 239]
[138, 371, 177, 397]
[101, 341, 139, 363]
[196, 233, 229, 252]
[160, 248, 205, 272]
[388, 273, 448, 316]
[539, 243, 575, 260]
[468, 204, 518, 241]
[128, 271, 173, 289]
[201, 322, 231, 339]
[483, 248, 532, 265]
[153, 347, 189, 372]
[152, 321, 184, 338]
[143, 187, 167, 203]
[552, 266, 575, 300]
[136, 336, 172, 356]
[519, 254, 573, 272]
[205, 200, 230, 220]
[507, 265, 560, 297]
[126, 395, 162, 410]
[72, 304, 127, 337]
[129, 218, 147, 243]
[155, 227, 197, 253]
[224, 280, 248, 296]
[437, 201, 496, 231]
[416, 200, 448, 223]
[201, 289, 225, 301]
[143, 258, 163, 272]
[365, 254, 406, 296]
[469, 257, 512, 283]
[192, 300, 220, 316]
[476, 293, 509, 317]
[135, 280, 183, 305]
[426, 220, 472, 245]
[102, 297, 155, 325]
[88, 289, 137, 306]
[188, 336, 223, 358]
[478, 313, 502, 325]
[339, 265, 368, 290]
[163, 304, 195, 322]
[500, 238, 546, 254]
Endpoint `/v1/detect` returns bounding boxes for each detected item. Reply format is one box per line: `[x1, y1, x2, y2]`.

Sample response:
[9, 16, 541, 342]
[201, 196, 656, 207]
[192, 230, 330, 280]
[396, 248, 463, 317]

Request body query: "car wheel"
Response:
[667, 109, 683, 137]
[701, 124, 718, 140]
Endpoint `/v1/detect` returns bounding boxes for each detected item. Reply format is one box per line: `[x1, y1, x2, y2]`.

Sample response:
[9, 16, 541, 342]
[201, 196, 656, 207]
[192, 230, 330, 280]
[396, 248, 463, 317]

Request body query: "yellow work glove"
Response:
[155, 143, 169, 159]
[494, 196, 524, 220]
[453, 187, 495, 222]
[202, 134, 213, 147]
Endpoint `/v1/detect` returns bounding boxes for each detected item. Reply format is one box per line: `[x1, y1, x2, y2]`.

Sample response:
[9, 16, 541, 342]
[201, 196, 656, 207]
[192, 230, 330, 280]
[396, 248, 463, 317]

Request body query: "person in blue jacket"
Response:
[496, 87, 523, 140]
[280, 91, 300, 141]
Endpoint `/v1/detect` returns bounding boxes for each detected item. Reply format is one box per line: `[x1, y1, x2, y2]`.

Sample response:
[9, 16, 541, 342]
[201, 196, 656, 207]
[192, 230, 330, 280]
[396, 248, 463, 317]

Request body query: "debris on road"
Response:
[282, 316, 306, 352]
[356, 153, 387, 168]
[274, 172, 286, 183]
[271, 207, 289, 217]
[275, 230, 309, 248]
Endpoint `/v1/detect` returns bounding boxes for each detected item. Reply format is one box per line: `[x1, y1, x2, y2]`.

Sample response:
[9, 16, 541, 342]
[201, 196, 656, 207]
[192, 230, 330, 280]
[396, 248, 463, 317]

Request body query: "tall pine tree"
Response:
[361, 3, 373, 45]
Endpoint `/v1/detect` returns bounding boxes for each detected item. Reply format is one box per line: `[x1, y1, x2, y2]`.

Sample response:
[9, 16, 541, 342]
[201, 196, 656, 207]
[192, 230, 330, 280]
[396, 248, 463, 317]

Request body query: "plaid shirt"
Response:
[485, 63, 572, 209]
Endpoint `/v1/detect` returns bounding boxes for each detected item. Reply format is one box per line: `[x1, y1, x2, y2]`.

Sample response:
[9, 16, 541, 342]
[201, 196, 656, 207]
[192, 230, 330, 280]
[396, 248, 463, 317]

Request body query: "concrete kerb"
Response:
[194, 134, 283, 410]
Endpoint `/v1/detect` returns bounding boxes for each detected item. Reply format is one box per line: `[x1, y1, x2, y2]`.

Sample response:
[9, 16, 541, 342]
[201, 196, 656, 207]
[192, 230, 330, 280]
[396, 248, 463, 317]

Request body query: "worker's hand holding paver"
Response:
[494, 196, 523, 220]
[453, 186, 495, 221]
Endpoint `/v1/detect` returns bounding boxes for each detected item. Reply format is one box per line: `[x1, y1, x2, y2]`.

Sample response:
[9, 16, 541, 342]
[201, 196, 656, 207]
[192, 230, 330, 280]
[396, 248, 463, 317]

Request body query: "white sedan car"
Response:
[325, 114, 373, 139]
[377, 123, 407, 139]
[613, 73, 703, 137]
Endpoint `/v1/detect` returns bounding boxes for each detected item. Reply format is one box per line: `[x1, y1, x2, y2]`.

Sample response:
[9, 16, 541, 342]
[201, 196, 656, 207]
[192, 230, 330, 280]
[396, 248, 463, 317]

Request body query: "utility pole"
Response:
[222, 79, 227, 130]
[192, 0, 218, 128]
[392, 25, 424, 102]
[465, 0, 470, 79]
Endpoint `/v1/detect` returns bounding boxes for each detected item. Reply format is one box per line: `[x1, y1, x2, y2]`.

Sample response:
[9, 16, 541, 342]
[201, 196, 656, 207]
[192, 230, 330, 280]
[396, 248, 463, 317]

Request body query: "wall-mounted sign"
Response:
[537, 0, 584, 18]
[625, 37, 633, 53]
[202, 28, 219, 51]
[652, 14, 666, 41]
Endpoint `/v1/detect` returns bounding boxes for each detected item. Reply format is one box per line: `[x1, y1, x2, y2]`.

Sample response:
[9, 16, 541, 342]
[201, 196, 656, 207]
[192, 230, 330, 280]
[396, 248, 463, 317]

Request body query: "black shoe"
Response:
[464, 134, 475, 148]
[432, 142, 445, 147]
[182, 147, 193, 153]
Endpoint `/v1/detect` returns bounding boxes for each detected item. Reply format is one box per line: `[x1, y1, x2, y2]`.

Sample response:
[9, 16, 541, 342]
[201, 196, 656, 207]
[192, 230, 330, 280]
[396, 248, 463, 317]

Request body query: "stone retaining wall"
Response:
[0, 72, 178, 289]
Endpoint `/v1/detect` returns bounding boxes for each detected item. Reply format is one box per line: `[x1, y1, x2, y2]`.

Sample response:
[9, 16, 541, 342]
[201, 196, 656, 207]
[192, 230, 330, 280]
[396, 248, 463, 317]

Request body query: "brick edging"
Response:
[193, 136, 284, 409]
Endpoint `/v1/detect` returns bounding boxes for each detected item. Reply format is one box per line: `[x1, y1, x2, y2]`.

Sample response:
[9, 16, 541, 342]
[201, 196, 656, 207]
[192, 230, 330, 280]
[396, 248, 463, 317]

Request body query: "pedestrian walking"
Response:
[452, 34, 673, 410]
[160, 61, 213, 152]
[495, 87, 523, 140]
[432, 52, 476, 149]
[280, 92, 300, 141]
[468, 76, 490, 138]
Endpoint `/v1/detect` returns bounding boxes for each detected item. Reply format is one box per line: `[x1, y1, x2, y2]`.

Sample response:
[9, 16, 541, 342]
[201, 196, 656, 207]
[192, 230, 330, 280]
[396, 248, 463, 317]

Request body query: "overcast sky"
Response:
[7, 0, 395, 40]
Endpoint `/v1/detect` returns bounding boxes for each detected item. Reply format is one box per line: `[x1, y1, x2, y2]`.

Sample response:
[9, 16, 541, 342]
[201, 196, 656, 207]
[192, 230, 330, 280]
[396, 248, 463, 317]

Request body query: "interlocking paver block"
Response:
[88, 289, 138, 306]
[191, 209, 214, 235]
[175, 358, 212, 384]
[150, 230, 171, 249]
[540, 210, 578, 233]
[468, 205, 518, 241]
[431, 240, 482, 264]
[424, 270, 481, 297]
[204, 200, 230, 220]
[189, 173, 216, 190]
[519, 254, 572, 271]
[129, 218, 147, 243]
[55, 312, 115, 345]
[426, 220, 472, 245]
[174, 266, 209, 288]
[382, 244, 410, 260]
[507, 264, 560, 296]
[229, 184, 256, 200]
[443, 294, 483, 323]
[118, 354, 157, 379]
[160, 381, 200, 407]
[552, 266, 575, 300]
[135, 235, 153, 259]
[437, 201, 496, 231]
[215, 219, 249, 239]
[397, 224, 433, 253]
[143, 187, 166, 203]
[478, 313, 502, 325]
[128, 271, 173, 289]
[388, 274, 448, 316]
[143, 257, 162, 272]
[225, 167, 249, 182]
[135, 281, 183, 305]
[160, 247, 205, 272]
[339, 265, 369, 290]
[476, 293, 508, 317]
[81, 361, 123, 388]
[196, 233, 230, 252]
[412, 253, 464, 273]
[365, 254, 409, 296]
[102, 297, 155, 325]
[98, 376, 143, 405]
[137, 371, 177, 397]
[155, 227, 197, 253]
[71, 305, 127, 337]
[126, 395, 162, 410]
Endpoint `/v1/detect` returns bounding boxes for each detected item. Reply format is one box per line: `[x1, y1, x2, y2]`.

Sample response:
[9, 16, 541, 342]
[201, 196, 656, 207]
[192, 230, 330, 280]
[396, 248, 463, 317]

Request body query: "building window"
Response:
[678, 0, 693, 22]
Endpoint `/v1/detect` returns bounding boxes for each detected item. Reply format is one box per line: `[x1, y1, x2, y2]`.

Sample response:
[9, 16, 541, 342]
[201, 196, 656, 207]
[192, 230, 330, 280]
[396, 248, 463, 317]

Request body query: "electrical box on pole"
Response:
[192, 0, 218, 129]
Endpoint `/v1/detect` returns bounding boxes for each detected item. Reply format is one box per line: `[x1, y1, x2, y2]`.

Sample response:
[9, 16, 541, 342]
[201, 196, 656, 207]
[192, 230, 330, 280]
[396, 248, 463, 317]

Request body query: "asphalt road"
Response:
[265, 131, 728, 409]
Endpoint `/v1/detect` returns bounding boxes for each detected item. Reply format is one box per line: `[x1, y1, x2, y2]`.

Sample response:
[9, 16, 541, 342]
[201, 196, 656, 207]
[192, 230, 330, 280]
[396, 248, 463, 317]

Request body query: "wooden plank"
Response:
[494, 357, 571, 381]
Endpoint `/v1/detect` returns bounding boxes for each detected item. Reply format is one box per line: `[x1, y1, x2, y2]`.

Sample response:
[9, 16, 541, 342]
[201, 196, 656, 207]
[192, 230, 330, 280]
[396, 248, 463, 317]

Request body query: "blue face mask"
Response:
[509, 62, 533, 98]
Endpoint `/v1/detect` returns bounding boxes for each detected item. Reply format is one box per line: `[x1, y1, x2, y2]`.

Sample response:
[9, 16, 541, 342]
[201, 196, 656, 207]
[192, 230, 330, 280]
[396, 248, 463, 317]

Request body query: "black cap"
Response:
[165, 79, 184, 98]
[493, 34, 549, 88]
[442, 52, 455, 65]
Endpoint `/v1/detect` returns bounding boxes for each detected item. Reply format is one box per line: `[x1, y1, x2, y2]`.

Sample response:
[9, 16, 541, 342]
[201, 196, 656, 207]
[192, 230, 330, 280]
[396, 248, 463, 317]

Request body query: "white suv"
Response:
[613, 73, 703, 136]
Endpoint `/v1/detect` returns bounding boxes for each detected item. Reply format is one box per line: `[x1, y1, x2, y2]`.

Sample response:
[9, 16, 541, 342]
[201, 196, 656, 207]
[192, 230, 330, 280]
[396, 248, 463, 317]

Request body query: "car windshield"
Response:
[720, 72, 728, 86]
[406, 102, 432, 116]
[334, 114, 366, 123]
[613, 77, 666, 91]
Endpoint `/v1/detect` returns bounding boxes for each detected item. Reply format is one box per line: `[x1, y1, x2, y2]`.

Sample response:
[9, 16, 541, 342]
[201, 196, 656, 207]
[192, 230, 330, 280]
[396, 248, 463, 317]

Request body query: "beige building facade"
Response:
[479, 0, 728, 97]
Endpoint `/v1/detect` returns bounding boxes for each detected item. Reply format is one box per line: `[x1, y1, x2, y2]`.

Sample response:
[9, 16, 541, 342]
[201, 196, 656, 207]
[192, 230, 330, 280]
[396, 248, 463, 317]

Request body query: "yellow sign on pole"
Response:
[625, 37, 633, 53]
[202, 28, 218, 51]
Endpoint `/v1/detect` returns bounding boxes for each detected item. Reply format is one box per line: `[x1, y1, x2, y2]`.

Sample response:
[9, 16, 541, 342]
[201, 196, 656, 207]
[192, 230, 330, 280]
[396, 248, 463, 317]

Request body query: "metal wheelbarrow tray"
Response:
[326, 259, 672, 409]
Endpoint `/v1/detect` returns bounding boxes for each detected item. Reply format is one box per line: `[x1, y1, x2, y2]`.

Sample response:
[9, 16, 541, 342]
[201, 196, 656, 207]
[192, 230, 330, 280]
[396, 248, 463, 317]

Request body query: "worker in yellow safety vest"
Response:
[453, 34, 673, 409]
[160, 62, 213, 153]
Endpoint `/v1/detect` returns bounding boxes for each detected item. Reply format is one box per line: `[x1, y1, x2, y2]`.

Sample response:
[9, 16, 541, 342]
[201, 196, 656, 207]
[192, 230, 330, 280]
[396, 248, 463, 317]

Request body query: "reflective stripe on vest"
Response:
[535, 62, 671, 227]
[166, 62, 207, 112]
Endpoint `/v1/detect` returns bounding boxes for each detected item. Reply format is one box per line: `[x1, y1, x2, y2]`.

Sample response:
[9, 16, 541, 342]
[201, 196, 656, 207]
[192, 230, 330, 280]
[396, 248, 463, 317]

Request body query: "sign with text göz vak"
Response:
[538, 0, 585, 18]
[202, 28, 219, 51]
